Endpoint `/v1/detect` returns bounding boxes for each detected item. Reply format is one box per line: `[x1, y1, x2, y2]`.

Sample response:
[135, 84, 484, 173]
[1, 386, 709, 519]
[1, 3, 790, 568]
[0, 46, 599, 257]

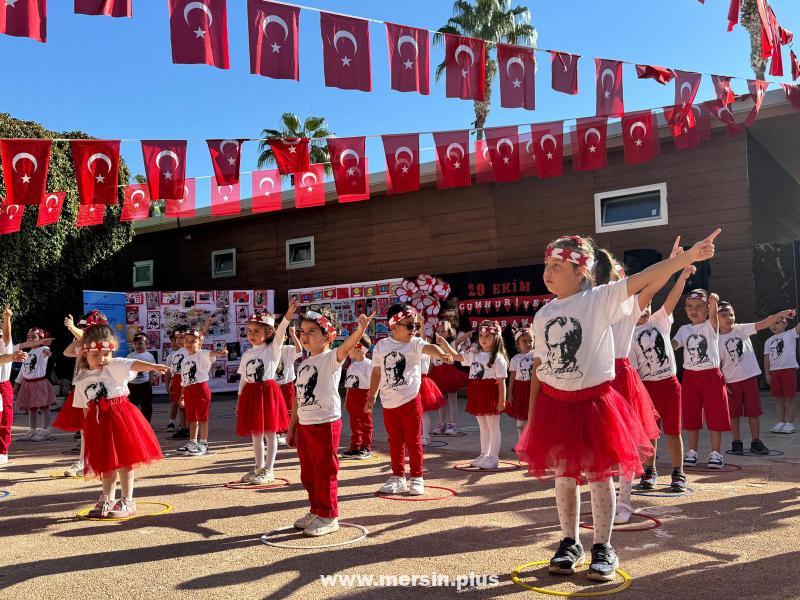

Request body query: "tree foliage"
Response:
[257, 112, 334, 177]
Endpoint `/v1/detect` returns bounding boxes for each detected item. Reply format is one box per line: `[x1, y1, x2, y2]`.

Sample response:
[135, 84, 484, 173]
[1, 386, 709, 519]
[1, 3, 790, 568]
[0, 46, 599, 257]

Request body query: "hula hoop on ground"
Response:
[511, 560, 633, 596]
[431, 431, 467, 437]
[223, 478, 290, 490]
[49, 472, 84, 479]
[684, 463, 742, 473]
[631, 484, 694, 498]
[260, 523, 368, 549]
[423, 440, 448, 448]
[453, 461, 521, 473]
[163, 451, 217, 459]
[0, 490, 10, 500]
[580, 512, 661, 532]
[724, 449, 783, 457]
[76, 501, 173, 521]
[374, 485, 457, 502]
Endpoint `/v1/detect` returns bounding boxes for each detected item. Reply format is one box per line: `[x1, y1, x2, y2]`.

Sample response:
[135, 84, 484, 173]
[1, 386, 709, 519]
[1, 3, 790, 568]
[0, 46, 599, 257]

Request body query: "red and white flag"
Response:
[74, 0, 131, 17]
[141, 140, 187, 200]
[550, 51, 579, 95]
[712, 75, 735, 106]
[531, 122, 564, 179]
[0, 204, 23, 235]
[210, 176, 241, 216]
[70, 140, 120, 205]
[703, 100, 740, 135]
[0, 138, 51, 205]
[321, 12, 371, 92]
[572, 117, 608, 172]
[269, 138, 309, 174]
[76, 203, 105, 227]
[382, 133, 419, 195]
[783, 83, 800, 111]
[327, 136, 369, 203]
[165, 178, 196, 218]
[251, 169, 282, 213]
[36, 191, 65, 226]
[485, 126, 520, 183]
[635, 64, 674, 84]
[294, 163, 326, 208]
[248, 0, 299, 80]
[743, 80, 769, 126]
[497, 43, 535, 110]
[120, 184, 151, 222]
[168, 0, 229, 69]
[690, 103, 712, 141]
[665, 105, 701, 150]
[791, 50, 800, 81]
[727, 0, 741, 31]
[386, 22, 429, 95]
[433, 130, 471, 189]
[595, 59, 624, 117]
[621, 110, 658, 164]
[207, 139, 244, 185]
[671, 70, 702, 125]
[0, 0, 46, 42]
[444, 34, 485, 101]
[518, 132, 538, 178]
[474, 139, 494, 184]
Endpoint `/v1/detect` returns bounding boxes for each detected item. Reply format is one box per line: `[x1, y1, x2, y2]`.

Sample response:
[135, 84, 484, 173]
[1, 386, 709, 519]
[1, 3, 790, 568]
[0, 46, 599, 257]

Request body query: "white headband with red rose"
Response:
[545, 241, 594, 270]
[84, 340, 114, 353]
[388, 306, 418, 327]
[304, 310, 336, 335]
[479, 322, 501, 335]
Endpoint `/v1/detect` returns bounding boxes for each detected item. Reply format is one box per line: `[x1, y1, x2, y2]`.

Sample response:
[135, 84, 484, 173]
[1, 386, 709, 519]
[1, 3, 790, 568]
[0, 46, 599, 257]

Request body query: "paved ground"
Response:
[1, 393, 798, 599]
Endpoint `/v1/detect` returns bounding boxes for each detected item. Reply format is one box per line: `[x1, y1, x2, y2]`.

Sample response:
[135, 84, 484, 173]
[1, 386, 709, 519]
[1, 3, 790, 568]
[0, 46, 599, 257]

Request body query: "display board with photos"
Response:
[124, 289, 275, 392]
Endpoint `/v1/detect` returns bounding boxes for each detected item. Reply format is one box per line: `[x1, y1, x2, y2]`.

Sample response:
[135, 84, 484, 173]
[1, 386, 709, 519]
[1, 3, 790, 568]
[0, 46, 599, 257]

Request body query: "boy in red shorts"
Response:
[764, 314, 800, 434]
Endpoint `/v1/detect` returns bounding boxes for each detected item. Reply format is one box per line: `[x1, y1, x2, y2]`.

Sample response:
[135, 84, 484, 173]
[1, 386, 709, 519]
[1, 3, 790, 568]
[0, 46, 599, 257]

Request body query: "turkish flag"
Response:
[518, 133, 538, 178]
[792, 50, 800, 81]
[485, 126, 520, 183]
[635, 64, 674, 84]
[70, 140, 120, 205]
[36, 191, 65, 226]
[168, 0, 229, 69]
[531, 121, 564, 179]
[665, 106, 701, 150]
[712, 75, 735, 106]
[386, 22, 429, 95]
[474, 139, 494, 184]
[76, 204, 105, 227]
[704, 100, 740, 135]
[433, 130, 471, 189]
[595, 59, 624, 117]
[621, 110, 658, 164]
[74, 0, 131, 17]
[120, 184, 151, 222]
[572, 117, 608, 172]
[0, 204, 23, 235]
[382, 133, 419, 195]
[671, 71, 702, 125]
[742, 80, 769, 127]
[320, 12, 371, 92]
[207, 139, 244, 185]
[783, 83, 800, 111]
[251, 169, 282, 213]
[497, 43, 535, 110]
[165, 178, 196, 218]
[550, 51, 579, 95]
[727, 0, 741, 31]
[248, 0, 299, 80]
[210, 176, 241, 216]
[691, 103, 712, 141]
[444, 34, 485, 101]
[294, 163, 326, 208]
[141, 140, 186, 200]
[327, 137, 369, 203]
[0, 138, 51, 205]
[0, 0, 46, 42]
[269, 138, 309, 175]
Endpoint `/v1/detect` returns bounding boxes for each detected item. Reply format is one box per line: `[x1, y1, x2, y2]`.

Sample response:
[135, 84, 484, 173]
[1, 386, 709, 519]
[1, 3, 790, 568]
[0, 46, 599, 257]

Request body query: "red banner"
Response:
[0, 138, 51, 205]
[120, 184, 151, 222]
[497, 43, 535, 110]
[531, 121, 564, 179]
[595, 58, 624, 117]
[382, 133, 419, 195]
[0, 0, 46, 42]
[671, 70, 702, 125]
[165, 178, 196, 218]
[207, 138, 244, 185]
[327, 136, 369, 203]
[248, 0, 299, 80]
[485, 126, 520, 183]
[0, 204, 24, 235]
[168, 0, 229, 69]
[665, 105, 701, 150]
[712, 75, 735, 106]
[386, 22, 429, 95]
[294, 163, 326, 208]
[635, 64, 674, 84]
[320, 12, 371, 92]
[621, 110, 658, 164]
[210, 176, 241, 216]
[251, 169, 282, 213]
[37, 191, 65, 226]
[433, 130, 471, 189]
[76, 203, 105, 227]
[550, 51, 579, 95]
[572, 117, 608, 172]
[444, 34, 485, 101]
[269, 138, 309, 175]
[74, 0, 131, 17]
[743, 80, 769, 126]
[518, 133, 538, 178]
[141, 140, 187, 200]
[70, 140, 120, 205]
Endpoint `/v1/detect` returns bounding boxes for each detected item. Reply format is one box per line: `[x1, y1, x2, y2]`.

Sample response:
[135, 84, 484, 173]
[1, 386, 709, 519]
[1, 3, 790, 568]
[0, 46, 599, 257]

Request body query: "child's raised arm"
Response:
[755, 309, 796, 332]
[130, 360, 169, 374]
[335, 312, 375, 363]
[2, 306, 11, 345]
[662, 266, 695, 317]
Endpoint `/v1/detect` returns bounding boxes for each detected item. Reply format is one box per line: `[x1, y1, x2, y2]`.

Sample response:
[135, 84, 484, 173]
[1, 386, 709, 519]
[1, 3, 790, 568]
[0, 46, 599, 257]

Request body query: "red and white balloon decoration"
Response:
[396, 273, 451, 336]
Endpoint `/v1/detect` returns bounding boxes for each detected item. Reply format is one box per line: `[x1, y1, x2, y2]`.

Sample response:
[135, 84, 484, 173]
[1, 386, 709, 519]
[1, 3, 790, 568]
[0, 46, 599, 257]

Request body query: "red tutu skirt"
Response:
[237, 380, 289, 436]
[466, 379, 502, 416]
[83, 396, 162, 477]
[505, 379, 531, 420]
[515, 382, 655, 483]
[279, 382, 295, 413]
[612, 358, 661, 441]
[52, 389, 85, 432]
[15, 378, 55, 410]
[420, 375, 446, 412]
[168, 374, 182, 404]
[428, 363, 468, 394]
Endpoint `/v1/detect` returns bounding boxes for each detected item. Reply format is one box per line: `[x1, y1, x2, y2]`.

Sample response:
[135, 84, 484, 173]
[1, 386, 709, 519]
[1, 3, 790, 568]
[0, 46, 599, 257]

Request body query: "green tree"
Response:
[434, 0, 536, 138]
[257, 113, 334, 176]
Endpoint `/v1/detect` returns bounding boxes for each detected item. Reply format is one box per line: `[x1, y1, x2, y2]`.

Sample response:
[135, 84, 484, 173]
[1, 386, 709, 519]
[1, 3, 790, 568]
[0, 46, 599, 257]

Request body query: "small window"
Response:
[595, 183, 668, 233]
[133, 260, 153, 288]
[286, 236, 315, 270]
[211, 249, 236, 279]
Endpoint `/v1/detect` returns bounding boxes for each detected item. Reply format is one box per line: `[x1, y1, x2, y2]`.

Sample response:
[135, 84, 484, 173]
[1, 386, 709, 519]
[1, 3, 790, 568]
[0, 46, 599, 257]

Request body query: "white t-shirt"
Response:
[126, 351, 155, 384]
[275, 345, 298, 385]
[718, 323, 761, 383]
[612, 296, 642, 359]
[344, 358, 372, 390]
[509, 351, 534, 382]
[72, 358, 136, 409]
[630, 308, 677, 382]
[295, 349, 344, 425]
[237, 341, 283, 384]
[673, 320, 720, 371]
[372, 336, 428, 409]
[180, 350, 213, 387]
[764, 329, 799, 371]
[533, 279, 632, 390]
[462, 348, 509, 380]
[420, 354, 431, 375]
[0, 334, 12, 383]
[166, 348, 187, 377]
[16, 346, 49, 382]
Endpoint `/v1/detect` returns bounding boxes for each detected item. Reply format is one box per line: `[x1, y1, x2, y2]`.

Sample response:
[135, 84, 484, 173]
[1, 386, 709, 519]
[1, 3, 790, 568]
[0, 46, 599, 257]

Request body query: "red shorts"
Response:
[183, 382, 211, 422]
[169, 374, 182, 404]
[727, 376, 763, 418]
[770, 368, 797, 399]
[642, 376, 682, 436]
[681, 368, 730, 432]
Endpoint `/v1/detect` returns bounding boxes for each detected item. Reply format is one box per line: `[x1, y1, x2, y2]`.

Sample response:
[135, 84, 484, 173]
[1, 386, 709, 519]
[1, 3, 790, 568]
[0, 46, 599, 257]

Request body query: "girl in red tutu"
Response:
[14, 327, 56, 442]
[416, 317, 446, 446]
[275, 324, 302, 446]
[515, 230, 720, 582]
[342, 333, 373, 458]
[506, 326, 534, 442]
[236, 303, 296, 485]
[72, 316, 168, 518]
[428, 320, 467, 435]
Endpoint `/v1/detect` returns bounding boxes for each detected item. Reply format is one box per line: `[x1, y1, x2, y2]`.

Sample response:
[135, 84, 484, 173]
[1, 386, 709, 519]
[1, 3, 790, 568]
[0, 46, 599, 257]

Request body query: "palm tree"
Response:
[740, 0, 766, 80]
[434, 0, 536, 138]
[257, 113, 334, 176]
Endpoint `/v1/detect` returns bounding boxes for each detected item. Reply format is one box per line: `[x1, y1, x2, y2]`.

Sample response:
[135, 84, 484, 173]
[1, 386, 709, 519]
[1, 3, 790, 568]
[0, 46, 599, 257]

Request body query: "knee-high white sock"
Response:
[120, 469, 135, 501]
[421, 412, 431, 439]
[486, 414, 501, 459]
[555, 477, 580, 541]
[252, 434, 266, 469]
[589, 479, 616, 546]
[476, 415, 489, 456]
[447, 393, 458, 424]
[264, 433, 278, 472]
[618, 476, 633, 507]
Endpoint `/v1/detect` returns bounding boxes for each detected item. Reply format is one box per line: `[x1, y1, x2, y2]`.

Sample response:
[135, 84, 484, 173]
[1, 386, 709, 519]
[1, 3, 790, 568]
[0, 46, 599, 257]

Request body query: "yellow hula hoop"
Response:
[76, 501, 173, 521]
[511, 560, 633, 597]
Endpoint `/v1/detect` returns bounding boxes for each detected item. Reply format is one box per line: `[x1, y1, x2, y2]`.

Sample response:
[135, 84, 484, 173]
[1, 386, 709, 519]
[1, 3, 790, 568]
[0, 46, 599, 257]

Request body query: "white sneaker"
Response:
[772, 422, 786, 433]
[445, 423, 457, 435]
[240, 468, 259, 483]
[408, 477, 425, 496]
[23, 429, 36, 441]
[64, 461, 84, 477]
[614, 502, 633, 524]
[683, 449, 698, 466]
[379, 476, 408, 494]
[294, 512, 317, 530]
[177, 441, 198, 454]
[277, 434, 287, 446]
[469, 455, 486, 467]
[480, 456, 500, 470]
[708, 451, 724, 469]
[421, 436, 431, 446]
[32, 428, 52, 441]
[0, 454, 8, 465]
[780, 422, 796, 434]
[251, 469, 275, 485]
[433, 423, 445, 435]
[304, 516, 339, 537]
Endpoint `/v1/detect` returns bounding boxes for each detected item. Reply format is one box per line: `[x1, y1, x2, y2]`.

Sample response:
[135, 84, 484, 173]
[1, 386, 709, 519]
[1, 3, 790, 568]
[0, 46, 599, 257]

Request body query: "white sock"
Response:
[485, 414, 501, 459]
[589, 479, 616, 546]
[554, 477, 580, 541]
[476, 415, 489, 456]
[252, 434, 266, 468]
[618, 476, 633, 507]
[264, 433, 277, 472]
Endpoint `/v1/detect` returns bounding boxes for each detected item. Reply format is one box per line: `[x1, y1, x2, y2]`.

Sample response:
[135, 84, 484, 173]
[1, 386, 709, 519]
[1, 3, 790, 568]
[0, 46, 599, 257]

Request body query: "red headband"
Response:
[249, 311, 275, 327]
[185, 328, 204, 338]
[545, 244, 594, 269]
[687, 291, 708, 302]
[304, 310, 336, 335]
[84, 340, 114, 353]
[514, 327, 531, 341]
[479, 322, 501, 335]
[132, 334, 147, 343]
[388, 306, 417, 327]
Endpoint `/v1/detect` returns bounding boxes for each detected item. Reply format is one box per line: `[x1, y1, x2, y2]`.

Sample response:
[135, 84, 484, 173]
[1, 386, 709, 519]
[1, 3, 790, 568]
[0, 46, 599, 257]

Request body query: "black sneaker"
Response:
[340, 450, 360, 457]
[166, 423, 177, 432]
[73, 431, 81, 440]
[358, 448, 372, 459]
[587, 543, 619, 582]
[172, 427, 190, 439]
[638, 466, 658, 490]
[548, 537, 585, 575]
[670, 468, 688, 493]
[749, 439, 769, 455]
[730, 440, 744, 455]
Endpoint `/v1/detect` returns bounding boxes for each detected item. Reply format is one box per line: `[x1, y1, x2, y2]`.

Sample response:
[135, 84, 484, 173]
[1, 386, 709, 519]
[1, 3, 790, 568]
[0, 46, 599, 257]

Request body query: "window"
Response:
[286, 236, 315, 270]
[594, 183, 668, 233]
[132, 260, 153, 288]
[211, 249, 236, 279]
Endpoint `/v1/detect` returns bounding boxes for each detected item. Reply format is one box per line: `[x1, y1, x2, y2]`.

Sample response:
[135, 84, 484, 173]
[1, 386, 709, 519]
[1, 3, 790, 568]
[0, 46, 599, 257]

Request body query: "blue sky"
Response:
[1, 0, 797, 207]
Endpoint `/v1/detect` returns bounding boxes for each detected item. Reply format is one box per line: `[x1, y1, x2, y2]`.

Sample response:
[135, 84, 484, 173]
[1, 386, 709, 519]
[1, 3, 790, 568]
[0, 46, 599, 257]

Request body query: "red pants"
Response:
[681, 368, 730, 432]
[296, 419, 342, 519]
[383, 395, 423, 478]
[770, 368, 797, 399]
[345, 388, 373, 450]
[0, 381, 13, 455]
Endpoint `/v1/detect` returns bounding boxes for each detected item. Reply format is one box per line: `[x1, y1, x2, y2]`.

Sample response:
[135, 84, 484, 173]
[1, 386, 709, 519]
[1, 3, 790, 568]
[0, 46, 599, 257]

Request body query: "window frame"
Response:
[594, 182, 669, 233]
[286, 236, 315, 270]
[211, 248, 237, 279]
[132, 260, 153, 288]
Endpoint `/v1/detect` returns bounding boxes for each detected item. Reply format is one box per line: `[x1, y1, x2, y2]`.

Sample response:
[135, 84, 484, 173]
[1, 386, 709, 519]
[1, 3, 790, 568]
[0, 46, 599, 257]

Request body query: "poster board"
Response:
[83, 290, 129, 356]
